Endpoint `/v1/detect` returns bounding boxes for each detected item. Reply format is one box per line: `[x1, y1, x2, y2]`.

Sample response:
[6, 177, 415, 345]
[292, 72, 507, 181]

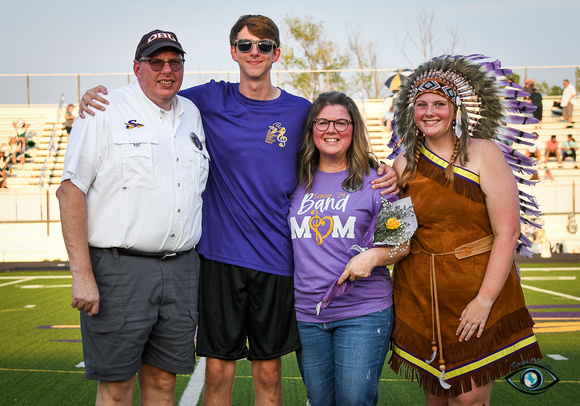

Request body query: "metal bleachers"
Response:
[0, 105, 69, 189]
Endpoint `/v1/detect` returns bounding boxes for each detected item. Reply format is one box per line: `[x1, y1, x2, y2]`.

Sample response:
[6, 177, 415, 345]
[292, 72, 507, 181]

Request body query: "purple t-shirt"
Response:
[179, 81, 311, 276]
[289, 168, 394, 323]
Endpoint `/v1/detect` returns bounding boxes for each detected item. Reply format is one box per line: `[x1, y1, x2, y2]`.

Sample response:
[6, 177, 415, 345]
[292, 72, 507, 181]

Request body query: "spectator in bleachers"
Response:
[561, 79, 576, 128]
[11, 119, 30, 166]
[381, 92, 396, 133]
[530, 88, 543, 128]
[525, 132, 541, 161]
[9, 135, 25, 165]
[12, 119, 29, 143]
[381, 105, 394, 133]
[523, 78, 533, 95]
[10, 119, 36, 167]
[544, 135, 562, 166]
[63, 104, 76, 141]
[560, 134, 578, 165]
[0, 145, 8, 188]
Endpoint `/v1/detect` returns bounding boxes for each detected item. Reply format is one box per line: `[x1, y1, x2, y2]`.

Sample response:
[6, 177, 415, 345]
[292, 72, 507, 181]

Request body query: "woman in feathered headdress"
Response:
[387, 55, 542, 403]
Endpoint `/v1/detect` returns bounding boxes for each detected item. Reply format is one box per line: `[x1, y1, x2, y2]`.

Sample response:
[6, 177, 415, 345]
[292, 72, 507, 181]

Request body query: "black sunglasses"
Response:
[234, 39, 277, 53]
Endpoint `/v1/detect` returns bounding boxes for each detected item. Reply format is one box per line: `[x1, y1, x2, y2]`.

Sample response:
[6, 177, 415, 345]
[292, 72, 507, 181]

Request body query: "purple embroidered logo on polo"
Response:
[125, 120, 144, 130]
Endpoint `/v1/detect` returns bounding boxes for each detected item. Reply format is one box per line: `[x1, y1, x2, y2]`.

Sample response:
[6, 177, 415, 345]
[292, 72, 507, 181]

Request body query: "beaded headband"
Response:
[412, 78, 459, 105]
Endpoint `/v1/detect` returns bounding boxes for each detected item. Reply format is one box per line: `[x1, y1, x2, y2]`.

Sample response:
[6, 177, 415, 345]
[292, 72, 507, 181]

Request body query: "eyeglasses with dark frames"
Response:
[138, 58, 185, 72]
[234, 39, 277, 53]
[313, 118, 352, 132]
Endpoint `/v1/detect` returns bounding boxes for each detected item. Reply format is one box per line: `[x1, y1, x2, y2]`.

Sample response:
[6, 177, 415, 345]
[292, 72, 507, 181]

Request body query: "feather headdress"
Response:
[387, 54, 541, 258]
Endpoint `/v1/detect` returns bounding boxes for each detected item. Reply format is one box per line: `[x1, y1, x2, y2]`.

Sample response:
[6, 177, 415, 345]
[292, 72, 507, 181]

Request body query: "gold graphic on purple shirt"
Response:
[265, 122, 287, 147]
[309, 210, 334, 245]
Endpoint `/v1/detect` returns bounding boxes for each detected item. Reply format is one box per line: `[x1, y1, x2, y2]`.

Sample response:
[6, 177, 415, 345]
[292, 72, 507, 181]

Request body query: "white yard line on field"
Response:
[521, 276, 577, 281]
[0, 275, 71, 279]
[521, 284, 580, 302]
[179, 357, 206, 406]
[0, 277, 35, 287]
[520, 267, 580, 272]
[0, 275, 71, 288]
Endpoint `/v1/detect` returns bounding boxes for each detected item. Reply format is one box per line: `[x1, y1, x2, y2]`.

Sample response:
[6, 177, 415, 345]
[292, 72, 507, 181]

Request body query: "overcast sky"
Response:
[1, 0, 578, 103]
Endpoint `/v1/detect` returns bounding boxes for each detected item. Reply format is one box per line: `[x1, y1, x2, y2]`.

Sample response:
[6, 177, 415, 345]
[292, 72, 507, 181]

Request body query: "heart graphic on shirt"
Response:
[309, 210, 334, 245]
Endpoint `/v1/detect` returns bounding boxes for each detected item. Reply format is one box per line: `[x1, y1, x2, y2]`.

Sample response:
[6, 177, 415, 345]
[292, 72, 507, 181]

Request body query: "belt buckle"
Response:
[159, 252, 177, 261]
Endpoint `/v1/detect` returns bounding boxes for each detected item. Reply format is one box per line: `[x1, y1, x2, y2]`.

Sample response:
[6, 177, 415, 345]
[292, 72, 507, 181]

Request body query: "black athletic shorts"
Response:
[196, 257, 301, 361]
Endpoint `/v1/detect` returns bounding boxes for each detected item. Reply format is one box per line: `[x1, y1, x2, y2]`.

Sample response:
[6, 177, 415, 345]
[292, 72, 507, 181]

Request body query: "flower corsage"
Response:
[316, 196, 417, 315]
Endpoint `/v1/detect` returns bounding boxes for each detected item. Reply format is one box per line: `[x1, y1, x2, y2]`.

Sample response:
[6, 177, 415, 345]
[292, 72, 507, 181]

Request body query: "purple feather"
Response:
[387, 135, 401, 149]
[499, 89, 530, 99]
[519, 233, 533, 247]
[496, 142, 533, 161]
[496, 80, 525, 90]
[521, 200, 541, 211]
[504, 106, 538, 114]
[388, 144, 405, 159]
[499, 133, 535, 146]
[522, 200, 540, 211]
[509, 163, 537, 175]
[519, 189, 538, 202]
[490, 68, 513, 77]
[497, 126, 538, 140]
[516, 177, 539, 186]
[316, 279, 357, 315]
[521, 217, 543, 228]
[465, 54, 489, 61]
[501, 115, 539, 125]
[521, 205, 542, 216]
[516, 243, 533, 258]
[479, 60, 502, 71]
[501, 99, 536, 109]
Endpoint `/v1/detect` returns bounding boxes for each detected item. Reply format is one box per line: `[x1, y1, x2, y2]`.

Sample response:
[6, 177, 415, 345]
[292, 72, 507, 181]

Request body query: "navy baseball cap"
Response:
[135, 29, 185, 60]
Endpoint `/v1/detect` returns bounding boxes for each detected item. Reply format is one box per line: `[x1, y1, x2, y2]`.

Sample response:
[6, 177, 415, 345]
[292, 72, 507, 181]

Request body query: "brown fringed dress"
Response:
[389, 145, 542, 398]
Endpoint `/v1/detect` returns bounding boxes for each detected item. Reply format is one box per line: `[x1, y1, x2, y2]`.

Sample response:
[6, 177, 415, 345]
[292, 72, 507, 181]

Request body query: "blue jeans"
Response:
[296, 307, 394, 406]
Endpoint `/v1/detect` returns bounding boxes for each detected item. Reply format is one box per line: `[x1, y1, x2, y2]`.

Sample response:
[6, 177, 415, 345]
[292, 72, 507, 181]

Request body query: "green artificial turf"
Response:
[1, 265, 579, 405]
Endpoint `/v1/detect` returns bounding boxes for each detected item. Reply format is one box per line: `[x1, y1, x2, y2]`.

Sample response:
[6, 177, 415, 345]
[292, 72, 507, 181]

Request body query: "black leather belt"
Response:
[92, 247, 186, 261]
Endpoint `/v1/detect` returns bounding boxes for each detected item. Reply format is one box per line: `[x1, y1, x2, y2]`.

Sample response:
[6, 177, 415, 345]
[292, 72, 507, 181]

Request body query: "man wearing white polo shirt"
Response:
[56, 29, 208, 405]
[561, 79, 577, 128]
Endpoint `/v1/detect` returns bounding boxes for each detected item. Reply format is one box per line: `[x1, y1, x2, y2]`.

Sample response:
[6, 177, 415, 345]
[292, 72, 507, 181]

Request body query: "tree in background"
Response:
[397, 8, 463, 66]
[281, 15, 389, 100]
[536, 81, 564, 96]
[346, 25, 383, 100]
[280, 15, 350, 100]
[507, 73, 521, 85]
